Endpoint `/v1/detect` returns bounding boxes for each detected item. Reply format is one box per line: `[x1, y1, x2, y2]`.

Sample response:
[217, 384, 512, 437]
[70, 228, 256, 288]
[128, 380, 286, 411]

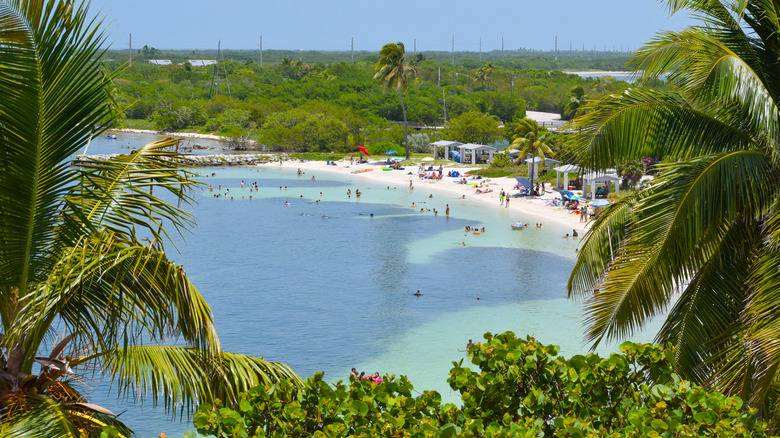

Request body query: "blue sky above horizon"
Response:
[92, 1, 694, 53]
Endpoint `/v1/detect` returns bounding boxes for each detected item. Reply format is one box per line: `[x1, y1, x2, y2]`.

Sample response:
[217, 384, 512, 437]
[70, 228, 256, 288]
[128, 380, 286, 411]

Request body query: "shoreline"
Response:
[266, 159, 591, 232]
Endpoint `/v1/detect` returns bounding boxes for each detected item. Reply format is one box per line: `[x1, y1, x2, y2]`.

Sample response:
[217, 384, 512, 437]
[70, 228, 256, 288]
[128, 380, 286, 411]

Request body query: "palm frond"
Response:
[578, 151, 773, 346]
[563, 88, 753, 170]
[0, 0, 115, 289]
[63, 138, 200, 248]
[83, 346, 301, 417]
[655, 216, 759, 383]
[12, 231, 220, 363]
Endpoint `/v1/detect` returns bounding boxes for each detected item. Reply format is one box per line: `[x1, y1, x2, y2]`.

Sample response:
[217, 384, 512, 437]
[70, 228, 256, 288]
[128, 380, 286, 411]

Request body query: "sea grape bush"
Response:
[192, 332, 767, 437]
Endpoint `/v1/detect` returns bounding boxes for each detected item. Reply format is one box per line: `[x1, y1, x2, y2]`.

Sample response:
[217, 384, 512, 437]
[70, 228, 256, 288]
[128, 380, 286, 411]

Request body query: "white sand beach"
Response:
[269, 158, 592, 232]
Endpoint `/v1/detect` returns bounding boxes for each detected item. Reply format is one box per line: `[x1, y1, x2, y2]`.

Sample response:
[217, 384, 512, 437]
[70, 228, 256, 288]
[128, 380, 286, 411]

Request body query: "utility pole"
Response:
[451, 34, 455, 65]
[479, 37, 482, 62]
[128, 33, 132, 67]
[351, 37, 354, 62]
[554, 36, 558, 61]
[438, 66, 441, 87]
[570, 41, 572, 51]
[442, 90, 447, 126]
[259, 35, 263, 67]
[210, 40, 232, 98]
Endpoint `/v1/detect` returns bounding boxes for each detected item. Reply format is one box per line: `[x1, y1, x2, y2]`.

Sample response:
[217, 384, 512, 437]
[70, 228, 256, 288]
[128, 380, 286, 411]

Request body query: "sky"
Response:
[91, 0, 695, 53]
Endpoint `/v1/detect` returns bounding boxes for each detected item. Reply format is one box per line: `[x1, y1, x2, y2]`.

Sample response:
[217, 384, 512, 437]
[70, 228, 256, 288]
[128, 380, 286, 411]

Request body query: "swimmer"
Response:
[300, 195, 303, 198]
[481, 227, 485, 233]
[413, 290, 422, 296]
[322, 215, 329, 219]
[285, 201, 290, 206]
[429, 194, 433, 198]
[563, 234, 569, 239]
[572, 229, 579, 237]
[461, 241, 466, 246]
[370, 213, 373, 217]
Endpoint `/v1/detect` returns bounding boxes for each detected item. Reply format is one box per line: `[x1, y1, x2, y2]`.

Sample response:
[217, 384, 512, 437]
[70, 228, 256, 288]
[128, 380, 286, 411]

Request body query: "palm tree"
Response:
[374, 42, 418, 160]
[565, 0, 780, 425]
[510, 119, 554, 192]
[0, 1, 298, 435]
[473, 62, 496, 90]
[563, 86, 588, 120]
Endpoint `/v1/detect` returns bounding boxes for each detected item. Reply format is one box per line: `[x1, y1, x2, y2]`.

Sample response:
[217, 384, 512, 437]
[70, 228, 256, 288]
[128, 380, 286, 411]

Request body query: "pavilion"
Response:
[524, 157, 561, 180]
[553, 164, 581, 189]
[582, 170, 622, 199]
[431, 140, 462, 160]
[459, 143, 498, 165]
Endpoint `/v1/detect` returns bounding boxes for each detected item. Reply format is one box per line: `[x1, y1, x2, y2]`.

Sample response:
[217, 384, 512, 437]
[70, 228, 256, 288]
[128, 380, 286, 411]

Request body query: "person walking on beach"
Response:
[409, 180, 413, 189]
[505, 197, 510, 208]
[446, 204, 450, 216]
[499, 189, 505, 206]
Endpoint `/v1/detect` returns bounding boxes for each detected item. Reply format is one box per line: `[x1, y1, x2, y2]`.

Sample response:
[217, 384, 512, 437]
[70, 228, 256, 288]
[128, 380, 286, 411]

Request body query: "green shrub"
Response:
[192, 333, 766, 437]
[490, 152, 512, 168]
[367, 141, 404, 156]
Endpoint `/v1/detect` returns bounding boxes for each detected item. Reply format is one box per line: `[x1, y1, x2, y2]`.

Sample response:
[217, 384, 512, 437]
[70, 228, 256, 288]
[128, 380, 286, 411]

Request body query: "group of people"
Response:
[350, 368, 384, 383]
[562, 229, 579, 239]
[465, 225, 486, 235]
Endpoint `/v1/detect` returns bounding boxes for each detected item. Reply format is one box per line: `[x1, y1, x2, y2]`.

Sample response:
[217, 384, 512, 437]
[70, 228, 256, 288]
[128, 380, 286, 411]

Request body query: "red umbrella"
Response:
[356, 145, 370, 156]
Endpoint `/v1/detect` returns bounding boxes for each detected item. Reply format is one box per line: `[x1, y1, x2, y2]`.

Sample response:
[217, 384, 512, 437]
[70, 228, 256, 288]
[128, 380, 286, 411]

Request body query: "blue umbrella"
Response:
[384, 150, 397, 155]
[515, 177, 531, 189]
[560, 190, 575, 198]
[592, 199, 611, 207]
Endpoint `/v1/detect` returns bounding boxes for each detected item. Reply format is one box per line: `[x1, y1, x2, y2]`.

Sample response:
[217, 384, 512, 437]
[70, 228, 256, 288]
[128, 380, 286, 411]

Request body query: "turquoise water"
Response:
[84, 164, 660, 436]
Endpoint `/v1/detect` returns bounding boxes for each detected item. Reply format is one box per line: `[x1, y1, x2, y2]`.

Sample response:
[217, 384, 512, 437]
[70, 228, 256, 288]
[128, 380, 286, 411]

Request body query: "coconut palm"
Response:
[0, 1, 298, 435]
[473, 62, 496, 90]
[563, 86, 588, 120]
[510, 119, 554, 192]
[565, 0, 780, 425]
[374, 42, 418, 160]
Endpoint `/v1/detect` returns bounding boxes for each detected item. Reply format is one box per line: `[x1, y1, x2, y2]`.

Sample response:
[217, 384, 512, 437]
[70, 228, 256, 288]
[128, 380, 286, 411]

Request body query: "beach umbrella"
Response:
[515, 177, 532, 189]
[560, 190, 575, 198]
[357, 145, 370, 156]
[592, 199, 611, 207]
[384, 150, 397, 155]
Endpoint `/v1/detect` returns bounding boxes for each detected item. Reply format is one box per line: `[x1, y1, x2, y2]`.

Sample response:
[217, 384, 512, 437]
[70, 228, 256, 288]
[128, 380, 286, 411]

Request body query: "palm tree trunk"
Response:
[530, 155, 536, 195]
[398, 89, 410, 160]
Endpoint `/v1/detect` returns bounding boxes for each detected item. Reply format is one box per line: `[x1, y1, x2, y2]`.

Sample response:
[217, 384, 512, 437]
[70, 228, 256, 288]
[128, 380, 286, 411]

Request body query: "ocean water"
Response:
[80, 157, 661, 436]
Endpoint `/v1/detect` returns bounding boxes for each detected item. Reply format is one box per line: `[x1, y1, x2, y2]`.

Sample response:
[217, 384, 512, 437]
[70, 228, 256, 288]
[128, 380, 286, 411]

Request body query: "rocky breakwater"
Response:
[74, 153, 271, 167]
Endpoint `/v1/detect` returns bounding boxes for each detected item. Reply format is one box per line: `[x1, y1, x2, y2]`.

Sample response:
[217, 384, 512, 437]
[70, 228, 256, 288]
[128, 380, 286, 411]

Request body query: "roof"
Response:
[524, 157, 561, 164]
[553, 164, 581, 173]
[188, 60, 217, 67]
[149, 59, 172, 65]
[460, 143, 497, 151]
[582, 171, 621, 182]
[431, 140, 462, 147]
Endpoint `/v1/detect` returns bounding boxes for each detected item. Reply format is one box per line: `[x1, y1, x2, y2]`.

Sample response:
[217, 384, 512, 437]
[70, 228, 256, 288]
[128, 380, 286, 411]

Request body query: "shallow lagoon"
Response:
[88, 165, 660, 437]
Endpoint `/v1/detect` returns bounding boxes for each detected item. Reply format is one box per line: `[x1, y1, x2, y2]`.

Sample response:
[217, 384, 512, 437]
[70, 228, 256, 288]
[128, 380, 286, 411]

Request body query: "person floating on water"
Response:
[572, 229, 579, 237]
[414, 290, 422, 296]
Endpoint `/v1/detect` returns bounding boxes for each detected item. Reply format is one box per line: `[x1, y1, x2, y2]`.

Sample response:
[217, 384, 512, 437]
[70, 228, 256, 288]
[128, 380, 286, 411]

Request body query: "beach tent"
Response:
[450, 150, 461, 163]
[431, 140, 462, 160]
[553, 164, 581, 189]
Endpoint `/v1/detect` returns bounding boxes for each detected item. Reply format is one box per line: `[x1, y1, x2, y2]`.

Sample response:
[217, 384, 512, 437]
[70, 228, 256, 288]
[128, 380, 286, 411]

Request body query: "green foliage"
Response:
[564, 0, 780, 423]
[443, 111, 502, 145]
[616, 160, 645, 189]
[150, 100, 207, 131]
[192, 333, 766, 437]
[367, 141, 403, 156]
[258, 109, 349, 152]
[407, 132, 431, 153]
[490, 152, 513, 168]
